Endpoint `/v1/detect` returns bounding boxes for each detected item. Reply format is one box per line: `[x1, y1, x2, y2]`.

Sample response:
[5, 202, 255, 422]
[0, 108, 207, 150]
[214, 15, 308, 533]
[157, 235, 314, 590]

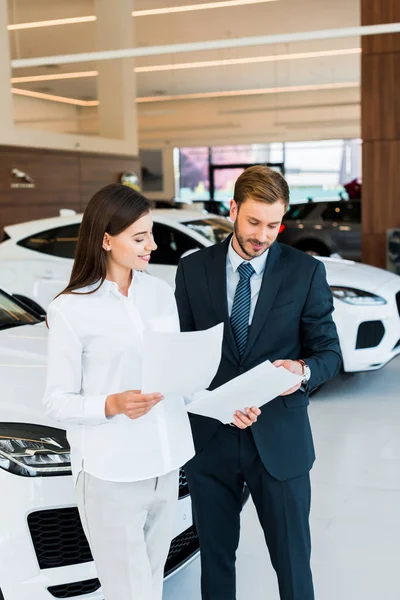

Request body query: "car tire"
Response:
[294, 240, 331, 257]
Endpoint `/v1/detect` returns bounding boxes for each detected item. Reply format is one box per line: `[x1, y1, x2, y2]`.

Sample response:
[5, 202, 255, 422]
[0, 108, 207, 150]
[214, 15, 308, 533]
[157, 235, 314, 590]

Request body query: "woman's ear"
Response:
[102, 233, 112, 252]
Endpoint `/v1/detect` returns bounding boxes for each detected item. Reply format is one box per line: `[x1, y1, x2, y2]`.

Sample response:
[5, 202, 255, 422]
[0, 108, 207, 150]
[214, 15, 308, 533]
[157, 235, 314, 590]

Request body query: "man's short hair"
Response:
[233, 165, 290, 208]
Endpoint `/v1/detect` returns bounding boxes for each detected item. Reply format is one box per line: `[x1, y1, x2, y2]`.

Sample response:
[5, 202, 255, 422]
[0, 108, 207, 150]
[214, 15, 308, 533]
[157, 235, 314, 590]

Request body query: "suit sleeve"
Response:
[175, 260, 196, 332]
[300, 260, 342, 392]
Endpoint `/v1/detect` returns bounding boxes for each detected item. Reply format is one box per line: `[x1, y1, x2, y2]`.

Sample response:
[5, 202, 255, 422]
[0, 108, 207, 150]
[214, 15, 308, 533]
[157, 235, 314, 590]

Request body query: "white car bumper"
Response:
[0, 469, 195, 600]
[334, 280, 400, 372]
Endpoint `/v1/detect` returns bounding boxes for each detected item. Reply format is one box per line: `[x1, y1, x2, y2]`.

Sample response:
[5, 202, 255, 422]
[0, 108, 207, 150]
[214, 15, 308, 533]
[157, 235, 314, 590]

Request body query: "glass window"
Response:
[151, 223, 201, 265]
[283, 203, 316, 221]
[211, 143, 284, 165]
[183, 217, 233, 244]
[0, 290, 41, 330]
[322, 202, 361, 223]
[17, 224, 80, 259]
[284, 139, 362, 203]
[177, 147, 210, 202]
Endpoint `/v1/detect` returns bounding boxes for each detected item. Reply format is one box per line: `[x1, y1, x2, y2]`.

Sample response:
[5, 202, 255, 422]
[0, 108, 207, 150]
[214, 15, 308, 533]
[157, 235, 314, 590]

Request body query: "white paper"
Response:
[141, 323, 224, 396]
[187, 360, 303, 424]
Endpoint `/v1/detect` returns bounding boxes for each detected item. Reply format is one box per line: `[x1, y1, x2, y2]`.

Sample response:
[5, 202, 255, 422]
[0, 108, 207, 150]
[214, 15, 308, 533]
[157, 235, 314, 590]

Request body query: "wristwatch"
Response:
[298, 359, 311, 384]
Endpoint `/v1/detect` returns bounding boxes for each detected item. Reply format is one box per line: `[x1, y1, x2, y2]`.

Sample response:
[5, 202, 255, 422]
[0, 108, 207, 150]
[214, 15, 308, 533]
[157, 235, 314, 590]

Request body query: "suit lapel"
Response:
[241, 242, 286, 362]
[206, 235, 241, 363]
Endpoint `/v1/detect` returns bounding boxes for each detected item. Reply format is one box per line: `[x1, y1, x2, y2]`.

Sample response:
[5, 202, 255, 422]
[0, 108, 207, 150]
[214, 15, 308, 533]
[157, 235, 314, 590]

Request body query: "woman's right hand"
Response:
[105, 390, 163, 419]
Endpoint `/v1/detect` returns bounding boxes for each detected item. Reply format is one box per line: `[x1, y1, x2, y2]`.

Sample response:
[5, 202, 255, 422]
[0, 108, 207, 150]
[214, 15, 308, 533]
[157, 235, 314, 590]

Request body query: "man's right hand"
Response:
[105, 390, 163, 419]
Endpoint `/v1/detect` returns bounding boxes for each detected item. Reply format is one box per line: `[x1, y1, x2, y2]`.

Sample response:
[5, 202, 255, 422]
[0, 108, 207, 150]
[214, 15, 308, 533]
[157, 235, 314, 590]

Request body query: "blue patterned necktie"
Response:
[230, 262, 255, 356]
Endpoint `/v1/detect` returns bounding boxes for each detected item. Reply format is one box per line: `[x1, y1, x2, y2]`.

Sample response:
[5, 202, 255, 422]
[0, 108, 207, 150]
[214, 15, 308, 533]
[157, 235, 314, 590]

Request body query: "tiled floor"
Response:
[164, 355, 400, 600]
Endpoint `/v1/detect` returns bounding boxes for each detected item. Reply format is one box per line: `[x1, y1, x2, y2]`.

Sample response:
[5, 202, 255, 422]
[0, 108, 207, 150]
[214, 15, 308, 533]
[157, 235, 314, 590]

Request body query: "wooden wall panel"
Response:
[79, 154, 140, 207]
[362, 141, 400, 233]
[0, 146, 139, 232]
[361, 53, 400, 141]
[361, 0, 400, 268]
[362, 0, 400, 54]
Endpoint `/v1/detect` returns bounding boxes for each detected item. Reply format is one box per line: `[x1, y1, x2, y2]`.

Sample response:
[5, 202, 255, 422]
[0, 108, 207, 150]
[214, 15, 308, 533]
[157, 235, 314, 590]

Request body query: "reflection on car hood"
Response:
[320, 257, 400, 294]
[0, 322, 54, 427]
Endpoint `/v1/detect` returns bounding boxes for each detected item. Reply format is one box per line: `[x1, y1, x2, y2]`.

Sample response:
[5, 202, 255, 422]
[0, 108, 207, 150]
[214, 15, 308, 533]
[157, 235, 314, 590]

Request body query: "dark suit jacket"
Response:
[175, 236, 342, 481]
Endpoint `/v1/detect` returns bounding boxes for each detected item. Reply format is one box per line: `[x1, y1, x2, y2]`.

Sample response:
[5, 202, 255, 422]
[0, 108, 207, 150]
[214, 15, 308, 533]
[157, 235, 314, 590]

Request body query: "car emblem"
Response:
[10, 168, 35, 189]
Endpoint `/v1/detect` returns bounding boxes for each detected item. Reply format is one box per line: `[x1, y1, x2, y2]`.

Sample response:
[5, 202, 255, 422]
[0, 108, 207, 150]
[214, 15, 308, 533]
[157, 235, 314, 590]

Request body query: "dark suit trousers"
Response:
[184, 425, 314, 600]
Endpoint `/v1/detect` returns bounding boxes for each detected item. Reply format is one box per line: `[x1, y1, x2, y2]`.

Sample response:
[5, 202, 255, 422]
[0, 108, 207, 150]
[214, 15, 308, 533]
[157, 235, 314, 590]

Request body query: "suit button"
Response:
[238, 367, 244, 374]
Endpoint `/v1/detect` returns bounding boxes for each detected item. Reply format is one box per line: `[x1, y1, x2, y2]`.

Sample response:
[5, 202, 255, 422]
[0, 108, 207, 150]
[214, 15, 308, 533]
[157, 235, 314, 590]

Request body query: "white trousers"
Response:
[75, 469, 179, 600]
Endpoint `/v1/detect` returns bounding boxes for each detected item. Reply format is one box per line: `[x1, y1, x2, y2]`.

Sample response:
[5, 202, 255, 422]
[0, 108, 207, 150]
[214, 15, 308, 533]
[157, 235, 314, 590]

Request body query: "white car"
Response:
[0, 210, 400, 373]
[0, 288, 199, 600]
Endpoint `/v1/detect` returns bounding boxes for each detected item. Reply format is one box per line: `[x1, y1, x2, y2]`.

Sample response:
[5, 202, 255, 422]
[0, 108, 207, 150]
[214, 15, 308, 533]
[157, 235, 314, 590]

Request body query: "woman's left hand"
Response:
[232, 406, 261, 429]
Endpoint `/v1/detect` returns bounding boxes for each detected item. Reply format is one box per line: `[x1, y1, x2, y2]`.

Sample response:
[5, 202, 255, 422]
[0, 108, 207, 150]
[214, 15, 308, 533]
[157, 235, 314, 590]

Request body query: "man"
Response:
[175, 166, 342, 600]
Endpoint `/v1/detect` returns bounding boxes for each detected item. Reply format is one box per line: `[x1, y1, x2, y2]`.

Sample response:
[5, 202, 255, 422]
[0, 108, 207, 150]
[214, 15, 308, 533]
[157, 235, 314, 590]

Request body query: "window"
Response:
[0, 290, 41, 330]
[284, 204, 316, 221]
[183, 218, 233, 244]
[321, 202, 361, 223]
[151, 223, 201, 265]
[17, 224, 81, 259]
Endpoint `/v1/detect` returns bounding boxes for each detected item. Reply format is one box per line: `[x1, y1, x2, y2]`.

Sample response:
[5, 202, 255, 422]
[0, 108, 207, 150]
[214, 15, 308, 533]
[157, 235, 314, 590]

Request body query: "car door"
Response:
[321, 202, 361, 260]
[17, 224, 79, 308]
[148, 222, 202, 287]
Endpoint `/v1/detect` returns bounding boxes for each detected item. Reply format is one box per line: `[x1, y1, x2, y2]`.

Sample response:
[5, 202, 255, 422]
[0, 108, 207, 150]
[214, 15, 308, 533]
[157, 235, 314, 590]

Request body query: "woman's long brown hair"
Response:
[58, 183, 152, 297]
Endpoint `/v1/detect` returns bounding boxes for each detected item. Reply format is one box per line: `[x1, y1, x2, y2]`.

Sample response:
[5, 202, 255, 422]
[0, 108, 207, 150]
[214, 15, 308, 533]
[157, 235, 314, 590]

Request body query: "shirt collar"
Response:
[228, 239, 269, 276]
[87, 270, 144, 296]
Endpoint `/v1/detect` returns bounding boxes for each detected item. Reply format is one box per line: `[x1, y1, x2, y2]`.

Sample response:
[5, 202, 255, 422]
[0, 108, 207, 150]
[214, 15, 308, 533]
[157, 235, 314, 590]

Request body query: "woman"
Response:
[43, 183, 195, 600]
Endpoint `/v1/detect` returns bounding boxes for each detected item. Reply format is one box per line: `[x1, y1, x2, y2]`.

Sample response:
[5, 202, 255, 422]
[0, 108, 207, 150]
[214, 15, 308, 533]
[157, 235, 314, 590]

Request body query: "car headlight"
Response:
[331, 287, 387, 306]
[0, 423, 71, 477]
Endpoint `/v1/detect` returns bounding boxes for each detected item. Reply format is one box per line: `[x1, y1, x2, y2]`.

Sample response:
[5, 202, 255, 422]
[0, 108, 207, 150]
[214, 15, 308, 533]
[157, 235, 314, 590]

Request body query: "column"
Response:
[94, 0, 138, 153]
[0, 2, 15, 140]
[361, 0, 400, 268]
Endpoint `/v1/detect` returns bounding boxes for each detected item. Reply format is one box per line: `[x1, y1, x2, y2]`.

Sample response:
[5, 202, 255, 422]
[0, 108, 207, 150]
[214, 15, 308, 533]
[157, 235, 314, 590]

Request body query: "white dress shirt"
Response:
[226, 240, 269, 323]
[43, 272, 195, 485]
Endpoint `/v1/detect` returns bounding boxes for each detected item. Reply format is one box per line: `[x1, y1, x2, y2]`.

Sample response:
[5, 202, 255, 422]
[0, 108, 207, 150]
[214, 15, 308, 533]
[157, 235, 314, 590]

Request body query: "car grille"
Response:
[28, 507, 92, 569]
[48, 578, 100, 598]
[179, 467, 189, 498]
[396, 292, 400, 317]
[43, 527, 199, 597]
[356, 321, 385, 349]
[28, 468, 196, 572]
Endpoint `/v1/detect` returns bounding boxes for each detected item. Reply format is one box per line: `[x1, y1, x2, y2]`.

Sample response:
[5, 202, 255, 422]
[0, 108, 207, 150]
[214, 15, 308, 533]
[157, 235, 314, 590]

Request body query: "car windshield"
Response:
[182, 217, 233, 244]
[0, 290, 42, 330]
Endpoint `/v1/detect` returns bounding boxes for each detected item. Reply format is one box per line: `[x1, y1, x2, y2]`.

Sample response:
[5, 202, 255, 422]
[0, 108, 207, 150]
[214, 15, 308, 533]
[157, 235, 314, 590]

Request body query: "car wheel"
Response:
[295, 241, 331, 257]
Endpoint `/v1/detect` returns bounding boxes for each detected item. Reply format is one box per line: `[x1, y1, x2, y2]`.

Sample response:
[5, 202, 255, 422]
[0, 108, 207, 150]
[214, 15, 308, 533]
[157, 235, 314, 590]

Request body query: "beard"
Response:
[234, 221, 271, 259]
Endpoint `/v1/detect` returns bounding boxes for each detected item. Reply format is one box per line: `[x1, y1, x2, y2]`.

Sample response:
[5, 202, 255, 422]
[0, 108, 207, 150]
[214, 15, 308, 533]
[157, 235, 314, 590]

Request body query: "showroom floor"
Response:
[164, 355, 400, 600]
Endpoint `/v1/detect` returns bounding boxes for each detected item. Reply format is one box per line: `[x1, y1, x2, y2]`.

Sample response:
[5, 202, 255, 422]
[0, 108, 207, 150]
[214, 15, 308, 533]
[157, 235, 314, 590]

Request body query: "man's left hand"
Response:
[233, 406, 261, 429]
[273, 359, 303, 396]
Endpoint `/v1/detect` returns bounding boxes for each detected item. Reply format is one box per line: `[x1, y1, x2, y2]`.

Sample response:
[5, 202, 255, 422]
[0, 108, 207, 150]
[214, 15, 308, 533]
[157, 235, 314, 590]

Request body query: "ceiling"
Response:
[7, 0, 361, 102]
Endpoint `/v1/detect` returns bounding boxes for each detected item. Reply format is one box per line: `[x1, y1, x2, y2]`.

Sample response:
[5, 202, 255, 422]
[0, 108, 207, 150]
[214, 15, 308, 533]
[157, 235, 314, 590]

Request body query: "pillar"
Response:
[0, 2, 15, 140]
[94, 0, 138, 153]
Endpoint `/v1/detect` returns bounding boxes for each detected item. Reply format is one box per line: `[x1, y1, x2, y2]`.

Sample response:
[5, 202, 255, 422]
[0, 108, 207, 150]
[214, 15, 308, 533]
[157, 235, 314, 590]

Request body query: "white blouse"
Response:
[43, 271, 195, 485]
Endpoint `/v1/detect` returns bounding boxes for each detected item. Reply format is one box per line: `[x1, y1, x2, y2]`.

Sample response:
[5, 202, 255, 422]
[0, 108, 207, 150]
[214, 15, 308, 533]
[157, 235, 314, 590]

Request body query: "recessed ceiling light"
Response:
[133, 0, 279, 17]
[135, 48, 361, 73]
[10, 81, 359, 108]
[137, 82, 359, 103]
[10, 48, 360, 83]
[8, 16, 97, 31]
[7, 1, 278, 30]
[11, 87, 99, 106]
[11, 71, 98, 84]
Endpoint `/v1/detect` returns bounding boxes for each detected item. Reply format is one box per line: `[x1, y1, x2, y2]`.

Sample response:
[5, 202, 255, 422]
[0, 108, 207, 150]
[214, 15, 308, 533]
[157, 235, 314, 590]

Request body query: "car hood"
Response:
[0, 322, 55, 427]
[320, 258, 400, 294]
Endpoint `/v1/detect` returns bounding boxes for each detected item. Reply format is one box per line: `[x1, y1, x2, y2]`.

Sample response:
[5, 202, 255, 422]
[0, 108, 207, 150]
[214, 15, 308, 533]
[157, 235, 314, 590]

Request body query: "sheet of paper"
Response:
[187, 360, 303, 424]
[141, 323, 224, 396]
